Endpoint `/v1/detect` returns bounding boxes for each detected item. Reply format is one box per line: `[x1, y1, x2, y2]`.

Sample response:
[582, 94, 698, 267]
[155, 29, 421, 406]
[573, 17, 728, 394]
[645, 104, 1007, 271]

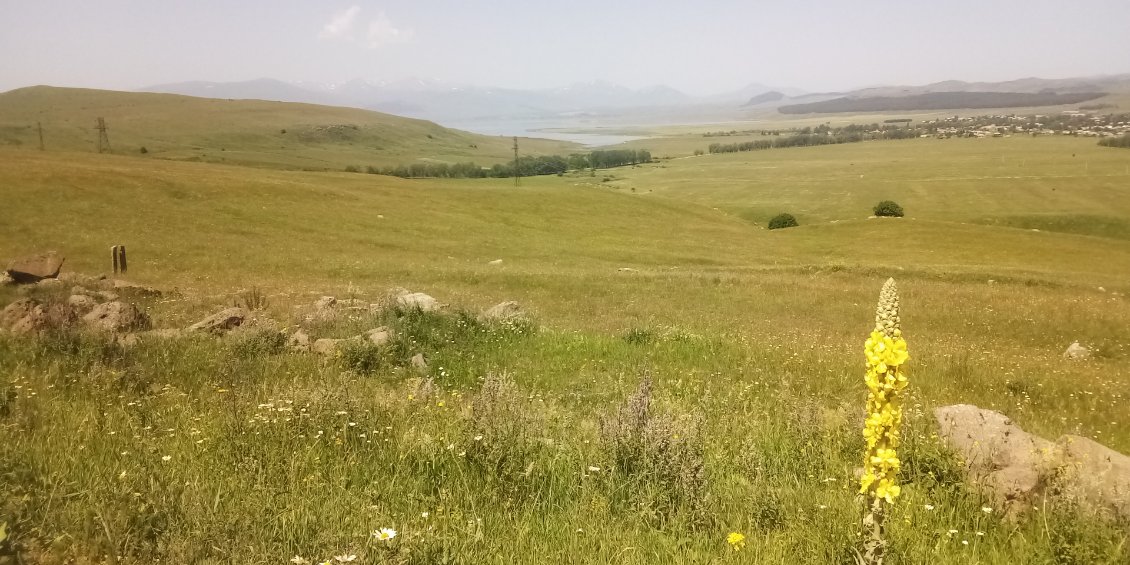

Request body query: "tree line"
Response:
[357, 149, 652, 179]
[708, 125, 917, 154]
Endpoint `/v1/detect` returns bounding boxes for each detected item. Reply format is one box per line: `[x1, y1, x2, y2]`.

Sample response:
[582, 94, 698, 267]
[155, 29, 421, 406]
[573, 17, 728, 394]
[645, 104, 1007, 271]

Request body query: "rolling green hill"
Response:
[0, 86, 579, 170]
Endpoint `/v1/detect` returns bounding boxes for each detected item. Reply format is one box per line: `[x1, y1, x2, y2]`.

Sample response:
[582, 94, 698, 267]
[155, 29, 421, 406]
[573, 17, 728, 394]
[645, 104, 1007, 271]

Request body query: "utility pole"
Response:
[513, 136, 519, 187]
[95, 117, 111, 154]
[37, 122, 44, 151]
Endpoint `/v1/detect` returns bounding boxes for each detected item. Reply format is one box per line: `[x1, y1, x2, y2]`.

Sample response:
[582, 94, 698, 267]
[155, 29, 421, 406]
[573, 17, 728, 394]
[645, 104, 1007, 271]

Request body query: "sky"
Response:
[2, 0, 1129, 96]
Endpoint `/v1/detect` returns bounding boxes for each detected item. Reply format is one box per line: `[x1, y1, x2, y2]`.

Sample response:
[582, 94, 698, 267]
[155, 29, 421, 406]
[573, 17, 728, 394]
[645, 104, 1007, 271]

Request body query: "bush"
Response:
[767, 213, 799, 230]
[873, 200, 904, 217]
[139, 146, 148, 154]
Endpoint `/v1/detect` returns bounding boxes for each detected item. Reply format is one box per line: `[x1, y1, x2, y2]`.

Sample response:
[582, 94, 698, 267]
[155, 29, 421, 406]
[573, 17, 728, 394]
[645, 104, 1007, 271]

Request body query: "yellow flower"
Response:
[727, 531, 746, 550]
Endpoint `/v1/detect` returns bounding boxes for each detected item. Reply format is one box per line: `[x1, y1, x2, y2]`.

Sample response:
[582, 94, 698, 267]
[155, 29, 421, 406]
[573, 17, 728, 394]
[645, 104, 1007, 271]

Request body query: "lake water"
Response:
[441, 118, 648, 147]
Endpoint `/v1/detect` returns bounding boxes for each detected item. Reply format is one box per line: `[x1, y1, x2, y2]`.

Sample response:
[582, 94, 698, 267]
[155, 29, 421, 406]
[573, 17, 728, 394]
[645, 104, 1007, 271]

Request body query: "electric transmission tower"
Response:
[95, 117, 111, 154]
[513, 136, 520, 187]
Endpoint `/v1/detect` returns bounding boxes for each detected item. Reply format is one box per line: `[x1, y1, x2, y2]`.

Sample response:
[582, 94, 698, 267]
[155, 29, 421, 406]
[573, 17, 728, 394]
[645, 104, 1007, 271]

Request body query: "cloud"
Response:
[320, 5, 361, 40]
[365, 12, 414, 48]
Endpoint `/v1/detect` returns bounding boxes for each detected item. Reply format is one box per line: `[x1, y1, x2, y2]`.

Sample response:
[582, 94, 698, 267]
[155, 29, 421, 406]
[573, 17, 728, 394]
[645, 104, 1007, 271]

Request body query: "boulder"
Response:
[364, 326, 393, 346]
[1, 299, 40, 330]
[9, 303, 47, 334]
[82, 301, 151, 332]
[1057, 435, 1130, 521]
[488, 259, 503, 265]
[410, 353, 428, 372]
[67, 294, 98, 314]
[36, 278, 64, 290]
[1063, 341, 1091, 360]
[311, 337, 362, 356]
[111, 279, 162, 297]
[934, 404, 1057, 512]
[480, 301, 527, 324]
[95, 290, 120, 302]
[314, 296, 337, 310]
[0, 271, 14, 286]
[187, 307, 247, 334]
[5, 252, 64, 283]
[287, 329, 311, 352]
[396, 292, 441, 313]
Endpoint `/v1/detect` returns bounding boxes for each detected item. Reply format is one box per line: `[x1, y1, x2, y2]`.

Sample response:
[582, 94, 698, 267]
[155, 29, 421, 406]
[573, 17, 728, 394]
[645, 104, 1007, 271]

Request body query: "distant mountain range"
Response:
[137, 74, 1130, 122]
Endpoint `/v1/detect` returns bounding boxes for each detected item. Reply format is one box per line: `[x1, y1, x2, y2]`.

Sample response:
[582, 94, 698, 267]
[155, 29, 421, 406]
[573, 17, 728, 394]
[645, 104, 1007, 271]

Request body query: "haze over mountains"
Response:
[137, 74, 1130, 125]
[139, 78, 804, 122]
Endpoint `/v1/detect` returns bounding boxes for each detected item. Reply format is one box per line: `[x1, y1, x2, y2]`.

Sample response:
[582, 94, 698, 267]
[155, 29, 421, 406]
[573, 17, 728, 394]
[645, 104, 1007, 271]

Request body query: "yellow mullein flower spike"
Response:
[860, 281, 910, 563]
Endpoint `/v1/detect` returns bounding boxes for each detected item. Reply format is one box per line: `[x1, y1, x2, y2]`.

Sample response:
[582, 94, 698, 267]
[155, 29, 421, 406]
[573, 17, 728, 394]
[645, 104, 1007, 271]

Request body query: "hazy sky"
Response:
[2, 0, 1129, 95]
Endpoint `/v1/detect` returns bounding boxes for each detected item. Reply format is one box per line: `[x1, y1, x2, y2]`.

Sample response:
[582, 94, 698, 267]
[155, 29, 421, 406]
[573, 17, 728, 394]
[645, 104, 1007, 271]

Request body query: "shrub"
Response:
[344, 165, 361, 173]
[768, 213, 799, 230]
[139, 146, 148, 154]
[873, 200, 904, 217]
[599, 379, 708, 524]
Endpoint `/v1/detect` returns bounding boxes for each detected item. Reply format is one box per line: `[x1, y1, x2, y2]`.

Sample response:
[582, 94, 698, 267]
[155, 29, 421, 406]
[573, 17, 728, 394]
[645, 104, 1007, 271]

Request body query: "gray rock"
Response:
[95, 290, 120, 302]
[1058, 435, 1130, 521]
[67, 294, 98, 314]
[396, 292, 441, 312]
[480, 301, 527, 324]
[0, 271, 14, 286]
[83, 301, 152, 333]
[488, 259, 503, 265]
[364, 326, 393, 346]
[187, 307, 247, 334]
[5, 252, 65, 283]
[1064, 341, 1091, 360]
[1, 299, 40, 330]
[111, 279, 162, 297]
[36, 278, 64, 289]
[410, 353, 428, 372]
[311, 337, 362, 356]
[287, 329, 311, 352]
[934, 404, 1057, 513]
[314, 296, 337, 310]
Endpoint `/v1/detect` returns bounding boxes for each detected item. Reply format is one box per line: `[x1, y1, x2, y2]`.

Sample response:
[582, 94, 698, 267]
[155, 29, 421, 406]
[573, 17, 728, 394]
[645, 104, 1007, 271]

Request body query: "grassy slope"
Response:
[0, 86, 579, 170]
[1, 137, 1129, 563]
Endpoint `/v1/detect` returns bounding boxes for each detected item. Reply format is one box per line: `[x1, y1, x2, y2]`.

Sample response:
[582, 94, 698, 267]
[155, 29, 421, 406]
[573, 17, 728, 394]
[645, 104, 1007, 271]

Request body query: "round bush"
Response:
[767, 213, 799, 230]
[873, 200, 904, 217]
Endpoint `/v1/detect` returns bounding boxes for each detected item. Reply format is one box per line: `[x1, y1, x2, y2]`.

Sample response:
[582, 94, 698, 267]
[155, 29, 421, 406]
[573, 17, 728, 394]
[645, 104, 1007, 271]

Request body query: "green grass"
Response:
[1, 133, 1129, 563]
[0, 86, 579, 170]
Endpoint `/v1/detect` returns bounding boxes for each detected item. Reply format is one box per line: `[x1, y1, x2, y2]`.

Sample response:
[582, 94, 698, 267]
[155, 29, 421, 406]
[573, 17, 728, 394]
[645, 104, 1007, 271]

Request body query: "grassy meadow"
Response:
[1, 129, 1129, 563]
[0, 87, 578, 171]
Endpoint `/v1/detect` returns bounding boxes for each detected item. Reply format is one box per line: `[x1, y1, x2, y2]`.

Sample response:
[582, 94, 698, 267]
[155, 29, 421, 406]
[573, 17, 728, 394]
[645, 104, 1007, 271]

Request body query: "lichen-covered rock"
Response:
[396, 292, 441, 312]
[480, 301, 527, 324]
[1063, 341, 1090, 360]
[187, 307, 247, 334]
[288, 329, 311, 352]
[1, 299, 40, 330]
[83, 301, 151, 332]
[934, 404, 1057, 513]
[1057, 435, 1130, 521]
[67, 294, 98, 314]
[364, 326, 393, 346]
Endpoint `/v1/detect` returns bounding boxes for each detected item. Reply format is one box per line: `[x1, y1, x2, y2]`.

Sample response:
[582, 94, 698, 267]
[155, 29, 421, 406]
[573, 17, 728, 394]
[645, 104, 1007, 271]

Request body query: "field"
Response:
[2, 130, 1130, 563]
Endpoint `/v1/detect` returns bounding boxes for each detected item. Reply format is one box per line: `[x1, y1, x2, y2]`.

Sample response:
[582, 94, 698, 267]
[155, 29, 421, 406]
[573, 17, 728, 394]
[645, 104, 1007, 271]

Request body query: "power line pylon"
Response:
[95, 117, 111, 154]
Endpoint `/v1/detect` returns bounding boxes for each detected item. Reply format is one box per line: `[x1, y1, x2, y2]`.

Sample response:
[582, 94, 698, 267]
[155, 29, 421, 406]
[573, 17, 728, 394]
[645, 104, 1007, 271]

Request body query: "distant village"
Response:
[919, 111, 1130, 139]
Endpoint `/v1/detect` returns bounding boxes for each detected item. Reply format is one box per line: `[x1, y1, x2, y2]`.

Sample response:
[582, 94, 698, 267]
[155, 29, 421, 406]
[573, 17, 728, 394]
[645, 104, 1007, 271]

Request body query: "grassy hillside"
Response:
[0, 86, 579, 170]
[1, 138, 1129, 563]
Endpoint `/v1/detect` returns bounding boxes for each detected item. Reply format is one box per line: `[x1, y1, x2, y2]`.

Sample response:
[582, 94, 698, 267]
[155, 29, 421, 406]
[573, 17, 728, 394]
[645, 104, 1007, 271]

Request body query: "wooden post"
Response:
[118, 245, 127, 274]
[111, 245, 120, 274]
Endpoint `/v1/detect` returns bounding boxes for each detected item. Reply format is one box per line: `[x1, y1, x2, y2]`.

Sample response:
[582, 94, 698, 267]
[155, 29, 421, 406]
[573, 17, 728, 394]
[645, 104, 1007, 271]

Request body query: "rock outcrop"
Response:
[187, 307, 247, 334]
[82, 301, 152, 333]
[935, 404, 1130, 520]
[5, 252, 65, 283]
